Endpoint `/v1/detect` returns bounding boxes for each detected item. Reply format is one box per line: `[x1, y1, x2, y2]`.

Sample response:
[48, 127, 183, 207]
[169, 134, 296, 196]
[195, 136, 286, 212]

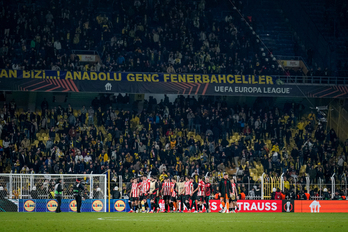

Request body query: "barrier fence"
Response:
[0, 173, 347, 213]
[262, 174, 281, 199]
[15, 198, 348, 213]
[0, 173, 107, 212]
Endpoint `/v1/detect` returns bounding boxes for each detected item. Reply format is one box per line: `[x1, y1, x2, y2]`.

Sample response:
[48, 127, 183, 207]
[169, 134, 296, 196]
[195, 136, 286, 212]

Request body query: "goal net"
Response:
[0, 174, 107, 212]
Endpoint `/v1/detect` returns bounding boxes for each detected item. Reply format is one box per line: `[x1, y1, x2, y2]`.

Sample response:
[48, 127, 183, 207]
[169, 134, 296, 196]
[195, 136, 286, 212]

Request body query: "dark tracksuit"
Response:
[73, 182, 85, 213]
[54, 182, 63, 213]
[219, 179, 232, 201]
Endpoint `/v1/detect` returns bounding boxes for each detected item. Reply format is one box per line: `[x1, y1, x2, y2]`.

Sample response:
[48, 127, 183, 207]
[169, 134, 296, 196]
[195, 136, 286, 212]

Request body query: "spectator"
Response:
[111, 186, 121, 199]
[30, 186, 38, 199]
[271, 188, 276, 200]
[0, 93, 346, 201]
[0, 0, 291, 76]
[0, 186, 7, 199]
[94, 187, 104, 199]
[275, 188, 282, 200]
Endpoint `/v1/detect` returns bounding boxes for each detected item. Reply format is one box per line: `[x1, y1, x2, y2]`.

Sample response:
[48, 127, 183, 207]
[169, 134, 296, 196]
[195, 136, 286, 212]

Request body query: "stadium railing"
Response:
[0, 173, 107, 212]
[276, 75, 348, 85]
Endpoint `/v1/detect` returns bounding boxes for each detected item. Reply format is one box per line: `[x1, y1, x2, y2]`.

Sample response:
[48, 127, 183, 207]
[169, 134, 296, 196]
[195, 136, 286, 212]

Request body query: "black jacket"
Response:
[271, 192, 276, 200]
[111, 190, 121, 199]
[54, 183, 63, 197]
[286, 191, 296, 200]
[73, 182, 85, 197]
[323, 192, 331, 200]
[219, 179, 232, 196]
[30, 190, 38, 199]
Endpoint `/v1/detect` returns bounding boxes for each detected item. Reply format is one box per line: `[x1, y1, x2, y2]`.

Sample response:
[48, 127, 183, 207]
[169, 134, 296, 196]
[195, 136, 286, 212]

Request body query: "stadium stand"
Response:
[1, 0, 286, 75]
[245, 0, 297, 57]
[0, 95, 347, 200]
[299, 0, 348, 75]
[0, 0, 347, 201]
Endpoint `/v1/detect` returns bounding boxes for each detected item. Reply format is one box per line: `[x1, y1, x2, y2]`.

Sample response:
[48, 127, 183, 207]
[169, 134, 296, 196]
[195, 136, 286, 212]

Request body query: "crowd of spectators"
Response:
[2, 0, 347, 78]
[0, 0, 297, 76]
[0, 0, 347, 200]
[0, 94, 347, 199]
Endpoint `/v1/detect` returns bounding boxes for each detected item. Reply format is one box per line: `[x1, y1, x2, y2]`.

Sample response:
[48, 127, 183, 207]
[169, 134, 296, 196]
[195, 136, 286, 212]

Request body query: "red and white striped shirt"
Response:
[141, 179, 150, 195]
[170, 182, 177, 197]
[231, 183, 237, 195]
[162, 182, 171, 196]
[198, 180, 205, 196]
[184, 181, 192, 195]
[131, 183, 141, 197]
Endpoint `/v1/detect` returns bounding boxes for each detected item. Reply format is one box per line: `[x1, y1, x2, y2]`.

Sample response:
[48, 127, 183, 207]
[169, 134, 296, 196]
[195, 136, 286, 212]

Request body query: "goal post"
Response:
[0, 173, 107, 212]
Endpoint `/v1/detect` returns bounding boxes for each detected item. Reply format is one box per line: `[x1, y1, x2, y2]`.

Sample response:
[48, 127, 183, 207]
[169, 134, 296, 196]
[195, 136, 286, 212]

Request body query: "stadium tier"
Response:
[0, 0, 320, 76]
[0, 95, 347, 202]
[0, 0, 348, 218]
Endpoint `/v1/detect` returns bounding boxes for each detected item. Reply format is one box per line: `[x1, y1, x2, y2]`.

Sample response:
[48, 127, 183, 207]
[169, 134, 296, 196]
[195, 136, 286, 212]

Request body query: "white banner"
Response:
[78, 55, 96, 62]
[281, 60, 300, 67]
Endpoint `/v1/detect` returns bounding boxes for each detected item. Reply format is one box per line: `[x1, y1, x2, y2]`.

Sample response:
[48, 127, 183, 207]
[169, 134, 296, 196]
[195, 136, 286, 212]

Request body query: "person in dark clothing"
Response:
[322, 188, 331, 200]
[0, 186, 7, 199]
[286, 188, 296, 200]
[271, 188, 276, 200]
[73, 178, 85, 213]
[191, 177, 198, 212]
[332, 191, 342, 200]
[41, 98, 49, 113]
[54, 178, 63, 213]
[299, 190, 307, 200]
[30, 186, 38, 199]
[111, 186, 121, 199]
[218, 173, 232, 213]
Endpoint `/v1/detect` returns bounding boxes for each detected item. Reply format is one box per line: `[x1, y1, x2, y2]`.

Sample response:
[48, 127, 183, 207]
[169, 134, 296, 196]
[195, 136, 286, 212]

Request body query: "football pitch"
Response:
[0, 212, 347, 232]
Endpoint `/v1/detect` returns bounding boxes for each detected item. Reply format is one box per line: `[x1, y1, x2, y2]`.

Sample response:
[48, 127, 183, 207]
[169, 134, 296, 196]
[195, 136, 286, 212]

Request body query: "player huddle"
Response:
[128, 173, 238, 213]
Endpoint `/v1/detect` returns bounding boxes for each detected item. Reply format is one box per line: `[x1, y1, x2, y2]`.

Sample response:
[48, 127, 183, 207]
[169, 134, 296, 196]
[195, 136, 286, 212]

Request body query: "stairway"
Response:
[245, 0, 296, 57]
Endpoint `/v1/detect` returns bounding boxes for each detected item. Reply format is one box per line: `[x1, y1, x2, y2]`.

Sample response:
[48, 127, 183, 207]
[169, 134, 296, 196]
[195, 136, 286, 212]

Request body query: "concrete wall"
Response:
[0, 91, 329, 113]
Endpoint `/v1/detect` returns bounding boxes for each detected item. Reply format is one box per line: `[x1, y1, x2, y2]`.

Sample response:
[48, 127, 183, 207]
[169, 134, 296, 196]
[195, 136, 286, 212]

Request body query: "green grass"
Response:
[0, 212, 347, 232]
